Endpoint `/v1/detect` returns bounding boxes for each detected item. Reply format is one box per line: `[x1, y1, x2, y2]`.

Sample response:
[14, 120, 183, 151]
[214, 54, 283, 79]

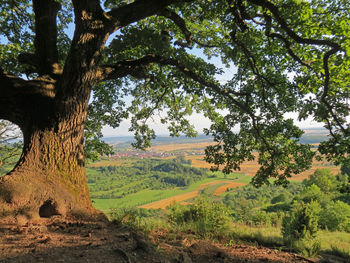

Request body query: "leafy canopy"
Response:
[1, 0, 349, 185]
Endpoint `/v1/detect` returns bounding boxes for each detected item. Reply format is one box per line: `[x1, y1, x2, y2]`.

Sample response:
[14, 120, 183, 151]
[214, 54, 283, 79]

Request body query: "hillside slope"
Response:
[0, 217, 345, 263]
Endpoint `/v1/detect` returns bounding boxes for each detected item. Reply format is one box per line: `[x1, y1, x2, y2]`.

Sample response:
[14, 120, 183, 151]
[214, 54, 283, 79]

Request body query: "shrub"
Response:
[168, 202, 190, 225]
[109, 207, 164, 232]
[271, 192, 292, 204]
[168, 197, 231, 237]
[110, 207, 144, 228]
[231, 197, 255, 222]
[337, 171, 350, 194]
[265, 202, 290, 213]
[299, 184, 329, 205]
[292, 238, 321, 257]
[328, 245, 350, 260]
[250, 211, 271, 226]
[269, 212, 284, 227]
[282, 200, 322, 256]
[303, 168, 337, 193]
[320, 200, 350, 232]
[282, 200, 321, 241]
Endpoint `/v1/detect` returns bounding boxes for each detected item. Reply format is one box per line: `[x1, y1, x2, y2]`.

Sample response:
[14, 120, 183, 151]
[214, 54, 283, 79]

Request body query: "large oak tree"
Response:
[0, 0, 349, 219]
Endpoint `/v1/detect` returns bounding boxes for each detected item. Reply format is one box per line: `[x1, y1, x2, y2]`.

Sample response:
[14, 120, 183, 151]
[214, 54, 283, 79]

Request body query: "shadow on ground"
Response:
[0, 218, 347, 263]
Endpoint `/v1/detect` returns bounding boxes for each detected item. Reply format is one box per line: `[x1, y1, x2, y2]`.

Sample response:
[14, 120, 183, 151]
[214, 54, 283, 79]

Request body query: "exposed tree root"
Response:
[0, 172, 98, 223]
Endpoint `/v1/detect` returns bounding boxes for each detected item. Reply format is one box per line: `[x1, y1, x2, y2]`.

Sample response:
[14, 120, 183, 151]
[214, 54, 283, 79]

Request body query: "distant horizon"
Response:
[102, 126, 328, 139]
[101, 113, 325, 137]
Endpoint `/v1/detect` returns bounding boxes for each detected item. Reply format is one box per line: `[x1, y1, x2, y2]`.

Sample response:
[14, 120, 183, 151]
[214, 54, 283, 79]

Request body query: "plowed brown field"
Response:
[214, 182, 247, 195]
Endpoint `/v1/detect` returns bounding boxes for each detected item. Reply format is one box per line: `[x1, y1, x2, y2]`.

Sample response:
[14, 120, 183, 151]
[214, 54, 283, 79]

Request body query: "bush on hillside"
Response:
[337, 171, 350, 194]
[282, 200, 321, 241]
[265, 202, 290, 213]
[250, 210, 272, 226]
[296, 184, 335, 208]
[320, 200, 350, 232]
[303, 168, 337, 193]
[271, 192, 293, 204]
[282, 200, 322, 256]
[110, 207, 165, 232]
[168, 197, 231, 237]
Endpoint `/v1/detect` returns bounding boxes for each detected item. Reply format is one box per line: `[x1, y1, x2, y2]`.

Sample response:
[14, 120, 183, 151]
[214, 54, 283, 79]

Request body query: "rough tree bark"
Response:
[0, 0, 191, 221]
[0, 70, 94, 219]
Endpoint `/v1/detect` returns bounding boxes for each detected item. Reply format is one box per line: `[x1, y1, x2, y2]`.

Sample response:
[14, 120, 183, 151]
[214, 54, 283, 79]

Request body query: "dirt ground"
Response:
[0, 217, 347, 263]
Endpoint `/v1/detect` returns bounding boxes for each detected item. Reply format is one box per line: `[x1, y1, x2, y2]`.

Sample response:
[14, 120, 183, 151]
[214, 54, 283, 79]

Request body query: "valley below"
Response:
[1, 129, 349, 263]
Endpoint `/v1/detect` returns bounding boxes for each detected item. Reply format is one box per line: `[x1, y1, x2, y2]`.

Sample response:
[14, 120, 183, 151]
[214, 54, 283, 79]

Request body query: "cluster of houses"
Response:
[112, 150, 202, 159]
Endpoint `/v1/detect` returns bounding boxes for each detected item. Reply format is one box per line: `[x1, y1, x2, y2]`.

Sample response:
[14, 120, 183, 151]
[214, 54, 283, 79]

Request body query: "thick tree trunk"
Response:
[0, 0, 119, 222]
[0, 102, 95, 221]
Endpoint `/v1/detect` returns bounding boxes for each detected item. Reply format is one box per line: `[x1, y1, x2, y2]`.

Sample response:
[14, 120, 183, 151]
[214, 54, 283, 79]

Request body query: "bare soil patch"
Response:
[0, 216, 165, 263]
[214, 182, 247, 195]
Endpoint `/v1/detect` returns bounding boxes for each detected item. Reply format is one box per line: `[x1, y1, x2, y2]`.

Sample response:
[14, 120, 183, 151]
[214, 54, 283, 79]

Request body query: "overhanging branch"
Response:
[0, 71, 56, 98]
[0, 70, 55, 125]
[107, 0, 193, 30]
[239, 0, 344, 134]
[247, 0, 341, 49]
[99, 54, 249, 107]
[157, 8, 217, 48]
[246, 0, 342, 100]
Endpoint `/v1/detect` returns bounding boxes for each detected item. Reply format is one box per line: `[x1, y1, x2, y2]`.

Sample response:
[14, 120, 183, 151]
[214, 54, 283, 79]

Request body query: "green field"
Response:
[92, 172, 247, 211]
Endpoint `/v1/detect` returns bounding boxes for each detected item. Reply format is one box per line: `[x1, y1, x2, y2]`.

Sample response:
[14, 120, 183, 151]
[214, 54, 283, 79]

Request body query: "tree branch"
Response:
[0, 71, 56, 98]
[156, 8, 218, 49]
[247, 0, 341, 49]
[58, 0, 193, 102]
[32, 0, 62, 77]
[0, 70, 55, 125]
[230, 34, 276, 93]
[56, 0, 110, 102]
[100, 54, 249, 106]
[244, 0, 344, 134]
[95, 61, 149, 83]
[157, 8, 194, 48]
[267, 32, 313, 70]
[107, 0, 193, 30]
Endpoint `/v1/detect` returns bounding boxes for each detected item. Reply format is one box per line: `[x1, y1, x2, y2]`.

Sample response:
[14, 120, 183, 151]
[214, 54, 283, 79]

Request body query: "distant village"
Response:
[112, 150, 203, 159]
